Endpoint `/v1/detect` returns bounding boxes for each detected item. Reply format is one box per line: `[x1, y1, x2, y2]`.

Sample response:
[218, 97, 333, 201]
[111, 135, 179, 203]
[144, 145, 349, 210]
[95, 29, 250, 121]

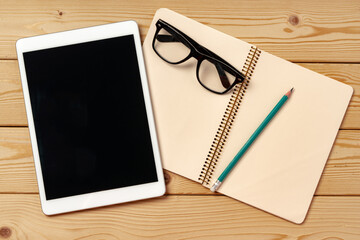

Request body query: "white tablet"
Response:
[16, 21, 165, 215]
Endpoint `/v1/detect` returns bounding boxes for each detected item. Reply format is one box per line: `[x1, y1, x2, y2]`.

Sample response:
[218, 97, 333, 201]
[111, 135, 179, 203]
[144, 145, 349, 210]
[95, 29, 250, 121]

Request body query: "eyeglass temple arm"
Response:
[214, 62, 231, 88]
[156, 34, 179, 42]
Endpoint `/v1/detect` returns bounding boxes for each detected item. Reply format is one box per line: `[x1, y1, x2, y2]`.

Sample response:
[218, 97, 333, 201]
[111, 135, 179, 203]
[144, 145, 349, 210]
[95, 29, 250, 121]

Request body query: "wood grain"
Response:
[0, 0, 360, 62]
[0, 127, 359, 195]
[0, 61, 359, 128]
[0, 194, 359, 239]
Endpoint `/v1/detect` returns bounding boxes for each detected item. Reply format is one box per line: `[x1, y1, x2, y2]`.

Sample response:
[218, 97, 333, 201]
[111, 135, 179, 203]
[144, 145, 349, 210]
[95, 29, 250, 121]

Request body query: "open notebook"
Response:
[142, 8, 353, 224]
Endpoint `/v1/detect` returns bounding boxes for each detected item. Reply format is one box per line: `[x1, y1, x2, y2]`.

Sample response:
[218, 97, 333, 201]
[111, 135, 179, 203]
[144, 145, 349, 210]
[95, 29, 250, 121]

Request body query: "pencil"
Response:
[210, 88, 294, 192]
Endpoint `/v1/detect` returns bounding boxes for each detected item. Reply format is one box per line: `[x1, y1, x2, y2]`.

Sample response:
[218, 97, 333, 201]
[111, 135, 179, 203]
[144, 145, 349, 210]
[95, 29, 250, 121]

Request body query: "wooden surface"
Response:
[0, 0, 359, 239]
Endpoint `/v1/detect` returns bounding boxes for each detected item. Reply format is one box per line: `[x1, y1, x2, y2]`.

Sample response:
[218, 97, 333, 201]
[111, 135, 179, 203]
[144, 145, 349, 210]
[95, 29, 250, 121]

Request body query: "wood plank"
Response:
[0, 61, 358, 128]
[0, 127, 36, 193]
[0, 194, 359, 239]
[0, 127, 359, 195]
[0, 0, 360, 62]
[0, 60, 26, 126]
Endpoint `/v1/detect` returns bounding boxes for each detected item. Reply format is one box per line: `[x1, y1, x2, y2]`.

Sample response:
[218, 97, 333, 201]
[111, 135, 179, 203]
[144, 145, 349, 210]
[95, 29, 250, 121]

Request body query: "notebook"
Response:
[142, 8, 353, 224]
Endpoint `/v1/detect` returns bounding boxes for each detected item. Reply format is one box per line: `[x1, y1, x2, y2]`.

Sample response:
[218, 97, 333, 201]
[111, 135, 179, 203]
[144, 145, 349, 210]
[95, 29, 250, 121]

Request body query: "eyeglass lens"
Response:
[154, 28, 191, 63]
[197, 59, 237, 93]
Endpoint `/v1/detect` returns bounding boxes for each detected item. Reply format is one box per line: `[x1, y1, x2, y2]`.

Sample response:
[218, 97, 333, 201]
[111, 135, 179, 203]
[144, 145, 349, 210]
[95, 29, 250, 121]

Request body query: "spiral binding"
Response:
[198, 46, 262, 186]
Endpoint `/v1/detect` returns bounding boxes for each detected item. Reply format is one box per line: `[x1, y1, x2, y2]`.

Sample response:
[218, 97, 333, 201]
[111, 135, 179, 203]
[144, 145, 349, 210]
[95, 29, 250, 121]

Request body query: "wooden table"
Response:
[0, 0, 359, 239]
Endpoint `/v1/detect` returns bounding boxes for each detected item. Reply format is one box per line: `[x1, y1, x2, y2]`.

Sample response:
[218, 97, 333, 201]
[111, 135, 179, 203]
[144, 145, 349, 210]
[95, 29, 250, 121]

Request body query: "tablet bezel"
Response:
[16, 21, 165, 215]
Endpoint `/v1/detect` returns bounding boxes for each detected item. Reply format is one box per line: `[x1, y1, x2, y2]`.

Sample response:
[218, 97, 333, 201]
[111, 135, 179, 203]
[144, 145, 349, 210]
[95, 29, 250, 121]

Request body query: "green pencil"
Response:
[210, 88, 294, 192]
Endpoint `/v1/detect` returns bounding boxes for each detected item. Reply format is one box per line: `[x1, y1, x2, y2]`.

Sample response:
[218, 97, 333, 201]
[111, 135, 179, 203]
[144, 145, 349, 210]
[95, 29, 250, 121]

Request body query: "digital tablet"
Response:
[16, 21, 165, 215]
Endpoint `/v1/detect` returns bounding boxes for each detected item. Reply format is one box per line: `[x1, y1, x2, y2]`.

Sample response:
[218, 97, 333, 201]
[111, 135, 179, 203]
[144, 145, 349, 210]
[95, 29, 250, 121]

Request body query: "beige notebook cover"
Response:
[142, 8, 353, 224]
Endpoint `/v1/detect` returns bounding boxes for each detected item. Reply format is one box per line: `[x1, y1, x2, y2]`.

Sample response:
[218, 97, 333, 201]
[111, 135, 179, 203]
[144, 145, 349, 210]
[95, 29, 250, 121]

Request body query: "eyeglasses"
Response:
[152, 19, 245, 94]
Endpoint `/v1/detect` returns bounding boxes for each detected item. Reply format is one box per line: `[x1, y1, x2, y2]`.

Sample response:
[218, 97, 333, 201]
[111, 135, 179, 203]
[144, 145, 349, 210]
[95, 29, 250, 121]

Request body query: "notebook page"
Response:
[143, 8, 353, 224]
[214, 50, 353, 223]
[143, 8, 251, 182]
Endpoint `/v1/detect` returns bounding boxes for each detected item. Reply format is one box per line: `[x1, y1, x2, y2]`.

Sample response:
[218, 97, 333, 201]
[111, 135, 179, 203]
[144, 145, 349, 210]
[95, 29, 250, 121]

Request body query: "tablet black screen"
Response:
[23, 35, 158, 200]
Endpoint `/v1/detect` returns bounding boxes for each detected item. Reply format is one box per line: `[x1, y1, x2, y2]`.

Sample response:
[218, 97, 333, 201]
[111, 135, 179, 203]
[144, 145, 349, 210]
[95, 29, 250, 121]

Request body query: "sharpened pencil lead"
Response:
[286, 88, 294, 97]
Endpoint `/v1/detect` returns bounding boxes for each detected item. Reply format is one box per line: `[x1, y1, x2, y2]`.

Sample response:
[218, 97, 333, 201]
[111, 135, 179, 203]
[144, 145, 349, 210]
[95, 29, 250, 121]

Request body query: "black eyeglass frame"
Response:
[152, 19, 245, 94]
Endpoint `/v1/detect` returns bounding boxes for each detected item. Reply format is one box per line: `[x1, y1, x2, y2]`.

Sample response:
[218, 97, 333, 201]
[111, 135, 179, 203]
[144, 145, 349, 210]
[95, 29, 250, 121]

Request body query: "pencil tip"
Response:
[286, 88, 294, 97]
